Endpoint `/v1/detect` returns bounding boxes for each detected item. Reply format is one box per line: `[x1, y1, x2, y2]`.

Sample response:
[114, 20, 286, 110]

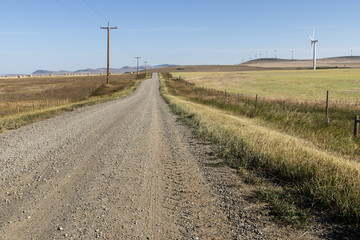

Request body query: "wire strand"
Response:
[54, 0, 99, 26]
[80, 0, 108, 22]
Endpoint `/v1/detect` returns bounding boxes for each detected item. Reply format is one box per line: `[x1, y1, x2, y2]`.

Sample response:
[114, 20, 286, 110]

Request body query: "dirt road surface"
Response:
[1, 73, 259, 239]
[2, 73, 325, 240]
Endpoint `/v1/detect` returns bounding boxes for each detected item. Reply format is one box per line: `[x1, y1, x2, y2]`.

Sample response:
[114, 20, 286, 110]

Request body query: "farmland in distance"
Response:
[172, 69, 360, 105]
[0, 74, 140, 117]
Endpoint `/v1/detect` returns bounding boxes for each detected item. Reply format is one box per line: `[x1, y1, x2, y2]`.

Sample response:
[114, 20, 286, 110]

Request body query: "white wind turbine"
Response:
[310, 29, 318, 70]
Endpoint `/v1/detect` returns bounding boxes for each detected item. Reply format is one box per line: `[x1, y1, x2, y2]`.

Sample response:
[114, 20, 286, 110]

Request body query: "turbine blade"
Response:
[313, 28, 316, 38]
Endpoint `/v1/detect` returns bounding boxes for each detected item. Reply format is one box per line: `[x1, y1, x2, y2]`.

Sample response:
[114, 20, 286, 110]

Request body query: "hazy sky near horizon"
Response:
[1, 0, 360, 74]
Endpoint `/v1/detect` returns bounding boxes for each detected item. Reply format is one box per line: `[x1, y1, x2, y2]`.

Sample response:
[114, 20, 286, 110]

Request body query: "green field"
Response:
[173, 69, 360, 105]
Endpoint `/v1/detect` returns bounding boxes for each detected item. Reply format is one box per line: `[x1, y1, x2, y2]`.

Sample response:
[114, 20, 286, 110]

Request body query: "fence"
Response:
[172, 77, 360, 138]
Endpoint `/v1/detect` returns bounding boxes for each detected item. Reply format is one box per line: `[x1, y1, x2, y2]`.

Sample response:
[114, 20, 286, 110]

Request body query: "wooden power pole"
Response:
[100, 22, 117, 84]
[135, 57, 141, 75]
[144, 61, 147, 73]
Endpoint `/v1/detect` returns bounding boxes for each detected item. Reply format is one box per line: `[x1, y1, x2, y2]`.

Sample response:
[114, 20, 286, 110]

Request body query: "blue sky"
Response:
[1, 0, 360, 74]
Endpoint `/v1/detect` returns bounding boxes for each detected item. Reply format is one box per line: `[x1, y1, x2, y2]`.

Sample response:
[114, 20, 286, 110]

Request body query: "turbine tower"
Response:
[310, 29, 318, 70]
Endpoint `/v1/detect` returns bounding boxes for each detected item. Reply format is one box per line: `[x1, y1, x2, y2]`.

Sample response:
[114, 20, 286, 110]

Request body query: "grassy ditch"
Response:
[160, 73, 360, 224]
[0, 73, 149, 133]
[165, 75, 360, 158]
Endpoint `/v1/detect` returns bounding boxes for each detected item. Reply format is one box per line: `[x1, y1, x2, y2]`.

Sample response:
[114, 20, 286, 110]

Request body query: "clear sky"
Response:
[1, 0, 360, 74]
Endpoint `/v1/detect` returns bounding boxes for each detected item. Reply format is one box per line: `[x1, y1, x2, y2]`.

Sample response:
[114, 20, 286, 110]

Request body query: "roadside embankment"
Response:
[160, 73, 360, 224]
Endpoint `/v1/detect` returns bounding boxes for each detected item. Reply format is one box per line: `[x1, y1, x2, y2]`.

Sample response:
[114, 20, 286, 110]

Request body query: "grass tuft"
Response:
[259, 189, 311, 228]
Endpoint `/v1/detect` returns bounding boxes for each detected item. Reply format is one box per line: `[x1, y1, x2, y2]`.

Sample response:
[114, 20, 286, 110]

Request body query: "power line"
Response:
[80, 0, 108, 22]
[54, 0, 135, 70]
[54, 0, 98, 25]
[114, 31, 137, 60]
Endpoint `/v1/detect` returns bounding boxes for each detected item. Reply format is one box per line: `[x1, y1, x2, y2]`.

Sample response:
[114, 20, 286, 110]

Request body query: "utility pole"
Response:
[100, 22, 117, 84]
[144, 61, 147, 73]
[291, 49, 294, 61]
[135, 57, 141, 75]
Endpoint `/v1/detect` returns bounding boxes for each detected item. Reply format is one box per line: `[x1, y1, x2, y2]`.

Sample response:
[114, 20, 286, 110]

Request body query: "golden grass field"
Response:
[161, 69, 360, 223]
[172, 69, 360, 105]
[0, 74, 139, 116]
[0, 73, 146, 132]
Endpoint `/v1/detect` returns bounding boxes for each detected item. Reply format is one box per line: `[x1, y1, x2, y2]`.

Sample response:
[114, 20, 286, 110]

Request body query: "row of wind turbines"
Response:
[245, 30, 320, 70]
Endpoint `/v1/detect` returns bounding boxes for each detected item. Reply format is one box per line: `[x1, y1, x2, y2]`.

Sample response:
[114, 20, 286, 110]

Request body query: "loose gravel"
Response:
[0, 73, 323, 239]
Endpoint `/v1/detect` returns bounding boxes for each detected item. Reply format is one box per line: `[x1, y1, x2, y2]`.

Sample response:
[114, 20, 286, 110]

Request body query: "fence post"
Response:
[283, 101, 286, 113]
[255, 94, 258, 108]
[355, 115, 360, 137]
[326, 90, 330, 124]
[237, 93, 240, 103]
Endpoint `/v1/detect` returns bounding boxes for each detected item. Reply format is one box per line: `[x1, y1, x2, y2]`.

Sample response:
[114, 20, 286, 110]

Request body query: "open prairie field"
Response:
[173, 69, 360, 105]
[150, 57, 360, 74]
[0, 74, 139, 116]
[243, 56, 360, 69]
[162, 70, 360, 227]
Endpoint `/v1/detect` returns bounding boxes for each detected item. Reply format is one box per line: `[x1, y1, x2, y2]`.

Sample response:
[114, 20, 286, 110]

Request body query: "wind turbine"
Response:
[310, 29, 318, 70]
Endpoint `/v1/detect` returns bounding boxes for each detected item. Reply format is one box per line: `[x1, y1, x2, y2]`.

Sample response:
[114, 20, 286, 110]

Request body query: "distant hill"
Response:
[27, 64, 179, 76]
[241, 56, 360, 69]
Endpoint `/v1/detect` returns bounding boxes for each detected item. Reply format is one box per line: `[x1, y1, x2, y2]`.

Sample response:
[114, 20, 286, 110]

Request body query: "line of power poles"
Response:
[134, 58, 148, 74]
[100, 23, 149, 84]
[100, 22, 147, 84]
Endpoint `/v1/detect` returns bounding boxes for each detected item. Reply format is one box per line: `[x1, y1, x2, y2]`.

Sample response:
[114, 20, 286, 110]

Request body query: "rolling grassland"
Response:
[173, 69, 360, 104]
[0, 73, 148, 132]
[161, 71, 360, 225]
[172, 70, 360, 158]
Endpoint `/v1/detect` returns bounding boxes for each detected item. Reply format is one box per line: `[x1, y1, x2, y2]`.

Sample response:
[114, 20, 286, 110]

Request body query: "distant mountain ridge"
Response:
[30, 64, 178, 76]
[0, 64, 178, 77]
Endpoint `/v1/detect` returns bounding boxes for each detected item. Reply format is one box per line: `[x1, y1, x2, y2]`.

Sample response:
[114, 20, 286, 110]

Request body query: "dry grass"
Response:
[244, 57, 360, 69]
[161, 73, 360, 223]
[165, 76, 360, 158]
[172, 69, 360, 105]
[0, 73, 148, 132]
[0, 74, 141, 116]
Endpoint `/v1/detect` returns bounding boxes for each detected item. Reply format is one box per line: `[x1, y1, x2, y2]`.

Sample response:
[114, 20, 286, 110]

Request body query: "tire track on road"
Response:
[0, 73, 236, 239]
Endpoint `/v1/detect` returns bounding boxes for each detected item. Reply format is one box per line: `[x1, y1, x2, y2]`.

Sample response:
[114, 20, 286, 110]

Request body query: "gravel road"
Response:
[1, 73, 252, 239]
